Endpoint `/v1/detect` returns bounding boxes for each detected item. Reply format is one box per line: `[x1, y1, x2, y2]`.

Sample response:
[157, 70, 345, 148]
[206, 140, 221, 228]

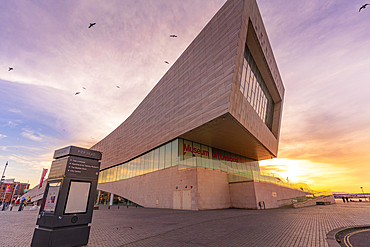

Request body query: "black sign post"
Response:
[31, 146, 102, 247]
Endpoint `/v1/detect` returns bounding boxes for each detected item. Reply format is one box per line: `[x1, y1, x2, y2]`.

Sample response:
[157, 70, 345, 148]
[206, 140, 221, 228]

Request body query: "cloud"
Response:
[20, 128, 47, 142]
[0, 120, 20, 128]
[9, 109, 21, 113]
[0, 134, 7, 139]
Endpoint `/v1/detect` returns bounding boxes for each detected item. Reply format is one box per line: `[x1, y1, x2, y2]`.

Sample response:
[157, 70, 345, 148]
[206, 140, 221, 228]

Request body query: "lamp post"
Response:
[1, 161, 8, 208]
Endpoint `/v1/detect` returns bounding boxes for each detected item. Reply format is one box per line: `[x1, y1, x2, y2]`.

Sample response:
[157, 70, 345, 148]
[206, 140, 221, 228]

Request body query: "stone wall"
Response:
[98, 166, 199, 210]
[230, 181, 311, 209]
[196, 168, 231, 210]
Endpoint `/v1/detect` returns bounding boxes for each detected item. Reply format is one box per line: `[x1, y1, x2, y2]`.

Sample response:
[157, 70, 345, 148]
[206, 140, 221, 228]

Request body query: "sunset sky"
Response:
[1, 0, 369, 193]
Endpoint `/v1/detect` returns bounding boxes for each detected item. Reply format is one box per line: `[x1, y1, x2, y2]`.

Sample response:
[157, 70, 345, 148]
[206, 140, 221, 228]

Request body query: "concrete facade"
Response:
[230, 181, 311, 209]
[91, 0, 297, 210]
[98, 167, 312, 210]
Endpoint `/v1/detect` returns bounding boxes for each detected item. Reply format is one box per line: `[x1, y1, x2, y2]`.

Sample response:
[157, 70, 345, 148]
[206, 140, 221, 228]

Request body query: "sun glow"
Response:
[258, 158, 361, 193]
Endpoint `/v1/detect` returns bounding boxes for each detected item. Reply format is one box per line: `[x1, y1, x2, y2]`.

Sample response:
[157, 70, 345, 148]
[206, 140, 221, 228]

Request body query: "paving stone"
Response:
[1, 202, 369, 246]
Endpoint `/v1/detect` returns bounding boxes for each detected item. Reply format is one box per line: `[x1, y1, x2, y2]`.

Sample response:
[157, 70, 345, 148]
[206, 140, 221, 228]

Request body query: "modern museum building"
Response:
[91, 0, 311, 210]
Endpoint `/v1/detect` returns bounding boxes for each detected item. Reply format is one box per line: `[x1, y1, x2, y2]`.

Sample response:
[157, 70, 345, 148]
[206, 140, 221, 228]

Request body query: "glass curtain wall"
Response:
[239, 44, 274, 130]
[98, 138, 260, 184]
[99, 139, 179, 184]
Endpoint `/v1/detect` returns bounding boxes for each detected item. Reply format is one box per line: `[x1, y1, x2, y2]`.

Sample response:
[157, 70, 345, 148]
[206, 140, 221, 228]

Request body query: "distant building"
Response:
[91, 0, 312, 210]
[0, 179, 30, 203]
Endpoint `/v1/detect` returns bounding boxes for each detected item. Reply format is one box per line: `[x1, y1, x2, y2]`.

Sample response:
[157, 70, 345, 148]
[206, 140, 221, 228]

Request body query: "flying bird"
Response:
[170, 34, 177, 38]
[359, 4, 369, 12]
[82, 87, 86, 90]
[8, 67, 13, 71]
[116, 86, 120, 88]
[88, 23, 96, 28]
[75, 92, 81, 95]
[164, 61, 169, 64]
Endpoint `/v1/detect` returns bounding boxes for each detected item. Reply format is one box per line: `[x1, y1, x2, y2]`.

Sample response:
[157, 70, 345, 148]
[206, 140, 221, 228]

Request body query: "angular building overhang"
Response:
[180, 112, 277, 161]
[91, 0, 285, 170]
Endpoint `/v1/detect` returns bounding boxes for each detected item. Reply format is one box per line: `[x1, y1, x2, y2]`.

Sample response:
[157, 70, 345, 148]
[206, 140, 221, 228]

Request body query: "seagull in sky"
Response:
[88, 23, 96, 28]
[116, 85, 120, 88]
[164, 61, 169, 64]
[75, 92, 81, 95]
[82, 87, 86, 90]
[170, 34, 177, 38]
[8, 67, 13, 71]
[359, 4, 369, 12]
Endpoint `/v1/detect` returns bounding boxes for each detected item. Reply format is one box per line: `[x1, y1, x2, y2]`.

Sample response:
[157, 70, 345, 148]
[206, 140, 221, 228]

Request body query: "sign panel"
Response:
[48, 157, 68, 179]
[64, 182, 91, 214]
[43, 182, 61, 213]
[54, 146, 102, 160]
[65, 157, 100, 179]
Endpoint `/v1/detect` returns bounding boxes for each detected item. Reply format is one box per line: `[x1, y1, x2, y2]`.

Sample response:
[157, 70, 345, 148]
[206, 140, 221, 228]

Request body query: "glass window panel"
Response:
[246, 64, 251, 85]
[106, 169, 111, 182]
[101, 170, 106, 183]
[183, 139, 193, 167]
[141, 155, 146, 175]
[201, 144, 210, 168]
[119, 164, 124, 180]
[144, 153, 149, 174]
[159, 145, 165, 170]
[136, 158, 141, 176]
[131, 161, 136, 177]
[224, 151, 232, 172]
[153, 148, 159, 171]
[140, 154, 147, 175]
[103, 169, 108, 182]
[239, 64, 247, 93]
[148, 150, 154, 172]
[133, 158, 138, 177]
[131, 159, 136, 177]
[244, 70, 251, 98]
[258, 88, 263, 117]
[124, 163, 128, 179]
[104, 170, 108, 183]
[110, 168, 114, 182]
[127, 162, 132, 178]
[208, 147, 214, 170]
[116, 165, 121, 181]
[171, 139, 179, 167]
[112, 166, 118, 182]
[218, 150, 227, 172]
[248, 75, 254, 102]
[164, 143, 172, 168]
[192, 142, 201, 157]
[137, 157, 143, 175]
[178, 138, 184, 162]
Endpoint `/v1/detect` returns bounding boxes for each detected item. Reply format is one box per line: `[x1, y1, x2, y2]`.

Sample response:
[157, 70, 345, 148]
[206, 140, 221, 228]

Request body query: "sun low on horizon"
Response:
[259, 158, 369, 194]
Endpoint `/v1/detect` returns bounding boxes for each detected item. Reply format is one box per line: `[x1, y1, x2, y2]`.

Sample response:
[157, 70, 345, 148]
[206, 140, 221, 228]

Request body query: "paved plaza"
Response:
[1, 201, 369, 247]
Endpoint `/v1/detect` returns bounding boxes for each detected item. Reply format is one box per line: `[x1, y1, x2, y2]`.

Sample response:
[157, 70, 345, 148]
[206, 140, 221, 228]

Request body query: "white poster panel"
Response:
[44, 184, 60, 212]
[64, 181, 91, 214]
